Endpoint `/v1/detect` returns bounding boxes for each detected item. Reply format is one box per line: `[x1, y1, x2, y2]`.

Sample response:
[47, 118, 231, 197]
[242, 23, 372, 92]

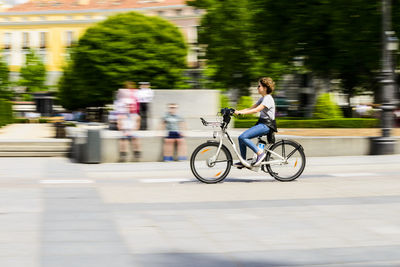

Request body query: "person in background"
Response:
[161, 103, 187, 161]
[115, 81, 141, 162]
[137, 82, 154, 130]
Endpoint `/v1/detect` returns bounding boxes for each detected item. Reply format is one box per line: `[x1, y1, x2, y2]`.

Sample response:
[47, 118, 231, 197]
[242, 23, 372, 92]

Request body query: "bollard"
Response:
[84, 129, 102, 163]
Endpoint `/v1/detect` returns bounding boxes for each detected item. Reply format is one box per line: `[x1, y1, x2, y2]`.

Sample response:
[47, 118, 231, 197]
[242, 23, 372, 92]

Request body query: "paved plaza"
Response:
[0, 155, 400, 266]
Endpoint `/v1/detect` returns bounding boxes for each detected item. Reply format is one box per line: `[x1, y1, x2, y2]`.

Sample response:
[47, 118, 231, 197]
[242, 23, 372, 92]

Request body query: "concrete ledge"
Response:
[70, 129, 400, 163]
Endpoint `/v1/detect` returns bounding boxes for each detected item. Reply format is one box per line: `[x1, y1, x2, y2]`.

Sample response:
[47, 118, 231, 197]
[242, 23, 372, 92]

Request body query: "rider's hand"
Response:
[234, 110, 241, 116]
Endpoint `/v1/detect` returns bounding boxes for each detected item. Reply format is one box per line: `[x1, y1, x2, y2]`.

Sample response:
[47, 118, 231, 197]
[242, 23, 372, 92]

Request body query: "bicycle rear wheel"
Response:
[265, 140, 306, 181]
[190, 142, 232, 184]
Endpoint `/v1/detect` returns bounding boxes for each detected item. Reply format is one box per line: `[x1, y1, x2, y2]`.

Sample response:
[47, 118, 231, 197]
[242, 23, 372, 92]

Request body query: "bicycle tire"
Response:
[190, 142, 232, 184]
[265, 140, 306, 182]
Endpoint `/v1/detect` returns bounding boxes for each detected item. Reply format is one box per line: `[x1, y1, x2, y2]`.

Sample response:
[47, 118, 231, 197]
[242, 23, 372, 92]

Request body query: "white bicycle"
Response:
[190, 108, 306, 183]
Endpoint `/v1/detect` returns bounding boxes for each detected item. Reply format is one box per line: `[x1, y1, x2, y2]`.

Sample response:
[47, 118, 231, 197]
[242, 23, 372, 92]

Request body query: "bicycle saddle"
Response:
[258, 132, 275, 144]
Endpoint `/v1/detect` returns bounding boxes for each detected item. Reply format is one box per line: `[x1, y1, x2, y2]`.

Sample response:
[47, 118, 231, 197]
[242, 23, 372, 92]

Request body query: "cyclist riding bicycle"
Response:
[234, 77, 277, 168]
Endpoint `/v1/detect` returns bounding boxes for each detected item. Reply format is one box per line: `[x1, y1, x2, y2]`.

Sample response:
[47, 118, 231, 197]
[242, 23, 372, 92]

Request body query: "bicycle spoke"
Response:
[265, 140, 306, 182]
[286, 147, 300, 160]
[190, 143, 231, 183]
[214, 160, 230, 163]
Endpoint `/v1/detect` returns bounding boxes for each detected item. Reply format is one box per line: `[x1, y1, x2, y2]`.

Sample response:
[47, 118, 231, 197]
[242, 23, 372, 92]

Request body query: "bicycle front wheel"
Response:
[190, 142, 232, 184]
[265, 140, 306, 182]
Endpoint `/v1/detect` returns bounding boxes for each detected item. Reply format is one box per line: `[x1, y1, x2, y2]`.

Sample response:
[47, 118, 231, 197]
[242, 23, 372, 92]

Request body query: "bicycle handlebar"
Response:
[220, 108, 235, 127]
[220, 108, 235, 116]
[200, 108, 236, 129]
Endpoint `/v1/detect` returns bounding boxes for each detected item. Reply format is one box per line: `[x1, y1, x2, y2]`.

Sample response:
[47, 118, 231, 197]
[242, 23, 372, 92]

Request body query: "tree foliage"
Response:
[18, 49, 47, 92]
[189, 0, 255, 95]
[58, 59, 86, 110]
[58, 12, 187, 109]
[0, 53, 12, 100]
[188, 0, 289, 96]
[251, 0, 383, 99]
[191, 0, 398, 100]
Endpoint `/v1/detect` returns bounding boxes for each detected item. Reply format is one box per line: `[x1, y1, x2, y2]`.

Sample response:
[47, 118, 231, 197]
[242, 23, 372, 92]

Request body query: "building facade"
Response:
[0, 0, 202, 85]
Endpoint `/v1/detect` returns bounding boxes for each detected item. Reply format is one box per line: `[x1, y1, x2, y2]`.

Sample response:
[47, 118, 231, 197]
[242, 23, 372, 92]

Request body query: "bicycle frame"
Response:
[208, 123, 286, 171]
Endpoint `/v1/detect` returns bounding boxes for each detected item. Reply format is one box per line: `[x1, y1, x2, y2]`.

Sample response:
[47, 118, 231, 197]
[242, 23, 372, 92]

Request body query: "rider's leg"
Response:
[238, 124, 270, 159]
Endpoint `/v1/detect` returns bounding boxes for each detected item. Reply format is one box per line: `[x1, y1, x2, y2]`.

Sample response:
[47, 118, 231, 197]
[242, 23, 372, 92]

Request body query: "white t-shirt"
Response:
[137, 88, 154, 103]
[255, 95, 275, 120]
[119, 113, 139, 130]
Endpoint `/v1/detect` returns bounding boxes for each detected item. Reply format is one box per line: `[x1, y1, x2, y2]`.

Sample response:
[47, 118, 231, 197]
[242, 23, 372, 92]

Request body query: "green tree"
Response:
[59, 12, 187, 109]
[57, 58, 86, 110]
[250, 0, 382, 104]
[19, 49, 47, 92]
[188, 0, 290, 96]
[188, 0, 256, 96]
[0, 53, 12, 100]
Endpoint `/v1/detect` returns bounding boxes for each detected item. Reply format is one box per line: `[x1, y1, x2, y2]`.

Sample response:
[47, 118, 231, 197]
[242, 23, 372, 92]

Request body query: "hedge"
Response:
[13, 118, 30, 123]
[0, 99, 13, 127]
[234, 118, 379, 128]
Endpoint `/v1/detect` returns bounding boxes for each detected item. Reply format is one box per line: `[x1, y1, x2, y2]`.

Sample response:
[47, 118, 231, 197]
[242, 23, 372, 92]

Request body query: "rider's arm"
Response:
[238, 103, 259, 113]
[235, 104, 265, 115]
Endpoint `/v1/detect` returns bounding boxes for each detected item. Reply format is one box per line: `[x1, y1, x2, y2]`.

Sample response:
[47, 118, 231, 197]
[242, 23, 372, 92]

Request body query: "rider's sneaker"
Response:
[252, 152, 266, 166]
[233, 162, 245, 169]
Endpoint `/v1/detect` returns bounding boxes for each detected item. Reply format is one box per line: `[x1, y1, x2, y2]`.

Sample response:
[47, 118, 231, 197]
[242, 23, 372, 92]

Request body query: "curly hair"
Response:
[259, 77, 275, 94]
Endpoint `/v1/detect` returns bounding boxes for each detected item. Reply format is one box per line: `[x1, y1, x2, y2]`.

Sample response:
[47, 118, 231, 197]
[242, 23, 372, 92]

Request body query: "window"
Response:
[40, 32, 47, 49]
[22, 32, 30, 49]
[157, 10, 164, 16]
[66, 31, 74, 47]
[175, 9, 182, 16]
[4, 33, 11, 50]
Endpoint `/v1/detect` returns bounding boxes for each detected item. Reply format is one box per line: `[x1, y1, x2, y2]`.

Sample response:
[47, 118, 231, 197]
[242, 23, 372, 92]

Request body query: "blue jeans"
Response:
[238, 124, 270, 159]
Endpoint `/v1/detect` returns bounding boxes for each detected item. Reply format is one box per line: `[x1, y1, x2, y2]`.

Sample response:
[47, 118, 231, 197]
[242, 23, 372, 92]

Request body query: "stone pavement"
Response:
[0, 123, 55, 139]
[0, 155, 400, 266]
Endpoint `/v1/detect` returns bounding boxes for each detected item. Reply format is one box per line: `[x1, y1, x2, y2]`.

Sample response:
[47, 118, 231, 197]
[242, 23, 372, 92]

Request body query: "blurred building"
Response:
[0, 0, 203, 85]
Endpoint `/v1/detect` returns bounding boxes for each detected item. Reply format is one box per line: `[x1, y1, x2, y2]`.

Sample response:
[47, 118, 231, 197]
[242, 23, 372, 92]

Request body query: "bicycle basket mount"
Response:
[220, 108, 235, 125]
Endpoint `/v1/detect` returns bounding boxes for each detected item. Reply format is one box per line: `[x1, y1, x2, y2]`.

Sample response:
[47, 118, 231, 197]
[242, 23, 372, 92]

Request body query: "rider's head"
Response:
[258, 77, 275, 95]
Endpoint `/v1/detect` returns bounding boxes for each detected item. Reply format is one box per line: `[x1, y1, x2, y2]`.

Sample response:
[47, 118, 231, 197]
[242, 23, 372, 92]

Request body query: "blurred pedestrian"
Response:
[161, 103, 187, 161]
[137, 82, 154, 130]
[115, 81, 141, 162]
[354, 104, 372, 118]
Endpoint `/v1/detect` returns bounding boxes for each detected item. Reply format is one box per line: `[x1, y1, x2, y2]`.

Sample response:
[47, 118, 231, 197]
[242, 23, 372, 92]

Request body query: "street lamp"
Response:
[370, 1, 399, 154]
